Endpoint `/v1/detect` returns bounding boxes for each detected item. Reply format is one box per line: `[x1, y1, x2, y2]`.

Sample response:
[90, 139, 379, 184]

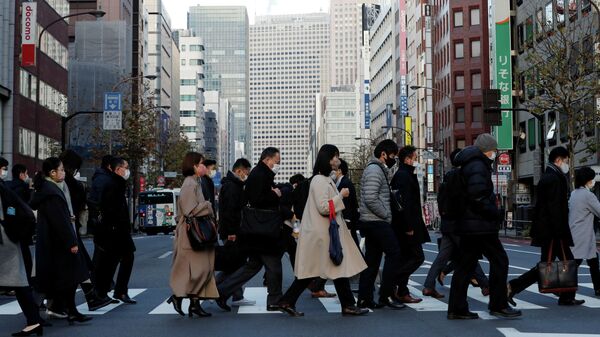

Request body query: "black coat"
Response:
[277, 183, 295, 221]
[87, 168, 113, 233]
[337, 176, 359, 230]
[218, 171, 245, 239]
[201, 176, 216, 215]
[454, 146, 502, 235]
[391, 164, 431, 243]
[0, 183, 35, 245]
[5, 179, 32, 204]
[530, 164, 574, 247]
[95, 172, 135, 254]
[30, 180, 89, 292]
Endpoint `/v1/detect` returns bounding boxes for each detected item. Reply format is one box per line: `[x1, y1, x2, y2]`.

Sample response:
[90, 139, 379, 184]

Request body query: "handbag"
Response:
[328, 200, 344, 266]
[368, 163, 403, 212]
[185, 215, 218, 251]
[239, 206, 282, 239]
[537, 240, 578, 293]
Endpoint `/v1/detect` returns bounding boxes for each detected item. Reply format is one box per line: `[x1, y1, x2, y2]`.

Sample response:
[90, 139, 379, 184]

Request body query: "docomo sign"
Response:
[21, 2, 37, 66]
[498, 152, 511, 166]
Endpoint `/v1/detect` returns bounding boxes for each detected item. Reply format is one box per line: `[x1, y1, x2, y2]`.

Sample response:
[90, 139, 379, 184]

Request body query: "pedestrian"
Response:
[93, 157, 137, 304]
[508, 146, 584, 306]
[568, 167, 600, 295]
[30, 157, 92, 324]
[201, 159, 217, 215]
[357, 139, 405, 310]
[273, 144, 368, 317]
[215, 147, 284, 312]
[88, 155, 113, 236]
[447, 134, 521, 319]
[6, 164, 32, 203]
[335, 159, 360, 247]
[168, 152, 219, 317]
[277, 180, 297, 269]
[216, 158, 255, 307]
[0, 157, 9, 182]
[423, 148, 489, 299]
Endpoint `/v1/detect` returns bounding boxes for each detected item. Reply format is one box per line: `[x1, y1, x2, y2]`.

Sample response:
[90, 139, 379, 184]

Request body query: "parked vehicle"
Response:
[138, 189, 180, 235]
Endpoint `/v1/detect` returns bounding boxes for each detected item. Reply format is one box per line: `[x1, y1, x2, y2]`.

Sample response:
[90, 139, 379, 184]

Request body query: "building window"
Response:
[180, 95, 196, 101]
[455, 74, 465, 91]
[181, 59, 186, 66]
[181, 79, 196, 86]
[528, 118, 537, 150]
[456, 107, 465, 123]
[454, 41, 464, 59]
[18, 128, 36, 158]
[38, 134, 58, 160]
[454, 10, 463, 27]
[472, 105, 483, 122]
[19, 69, 37, 101]
[470, 8, 480, 26]
[189, 59, 203, 65]
[181, 45, 186, 52]
[471, 39, 481, 57]
[456, 139, 466, 149]
[471, 72, 481, 90]
[545, 1, 554, 27]
[557, 0, 565, 24]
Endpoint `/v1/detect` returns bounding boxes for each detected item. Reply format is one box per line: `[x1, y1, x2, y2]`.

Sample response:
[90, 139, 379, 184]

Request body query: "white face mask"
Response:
[587, 181, 596, 190]
[272, 164, 280, 175]
[122, 169, 131, 180]
[0, 170, 7, 180]
[488, 152, 497, 161]
[560, 162, 569, 174]
[74, 172, 81, 180]
[209, 170, 217, 179]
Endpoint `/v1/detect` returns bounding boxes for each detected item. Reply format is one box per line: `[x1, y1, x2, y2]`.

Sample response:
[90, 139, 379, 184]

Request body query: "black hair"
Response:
[374, 139, 398, 158]
[182, 152, 204, 177]
[109, 157, 127, 172]
[12, 164, 28, 179]
[575, 167, 596, 188]
[0, 157, 8, 168]
[101, 155, 113, 170]
[59, 149, 83, 173]
[33, 157, 62, 190]
[232, 158, 251, 171]
[204, 159, 217, 167]
[260, 147, 280, 161]
[398, 145, 417, 164]
[289, 174, 306, 186]
[313, 144, 340, 176]
[339, 159, 349, 176]
[548, 146, 570, 164]
[450, 148, 462, 167]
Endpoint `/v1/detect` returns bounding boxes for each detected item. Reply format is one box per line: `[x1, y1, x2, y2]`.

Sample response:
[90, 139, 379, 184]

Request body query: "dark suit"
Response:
[337, 176, 360, 246]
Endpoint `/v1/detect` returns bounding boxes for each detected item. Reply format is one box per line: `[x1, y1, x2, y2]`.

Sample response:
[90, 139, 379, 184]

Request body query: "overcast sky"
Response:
[163, 0, 331, 29]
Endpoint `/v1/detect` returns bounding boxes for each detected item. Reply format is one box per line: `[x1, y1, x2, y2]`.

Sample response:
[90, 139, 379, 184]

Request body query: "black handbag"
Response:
[239, 206, 282, 239]
[185, 215, 218, 251]
[328, 200, 344, 266]
[537, 240, 578, 293]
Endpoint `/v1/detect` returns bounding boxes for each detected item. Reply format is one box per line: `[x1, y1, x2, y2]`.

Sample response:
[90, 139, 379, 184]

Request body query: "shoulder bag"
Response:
[185, 215, 218, 250]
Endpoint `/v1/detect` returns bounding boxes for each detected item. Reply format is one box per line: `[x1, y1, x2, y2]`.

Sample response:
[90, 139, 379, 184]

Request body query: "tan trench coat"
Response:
[169, 176, 219, 298]
[294, 175, 367, 280]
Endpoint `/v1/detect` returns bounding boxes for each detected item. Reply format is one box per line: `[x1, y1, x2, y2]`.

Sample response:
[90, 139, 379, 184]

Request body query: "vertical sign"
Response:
[103, 92, 123, 130]
[399, 0, 408, 116]
[493, 1, 513, 150]
[21, 2, 37, 66]
[404, 116, 412, 145]
[364, 80, 371, 129]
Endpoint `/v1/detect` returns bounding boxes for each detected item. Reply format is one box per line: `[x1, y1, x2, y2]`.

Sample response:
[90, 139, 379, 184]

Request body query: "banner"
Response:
[493, 1, 513, 150]
[21, 2, 37, 66]
[404, 116, 412, 145]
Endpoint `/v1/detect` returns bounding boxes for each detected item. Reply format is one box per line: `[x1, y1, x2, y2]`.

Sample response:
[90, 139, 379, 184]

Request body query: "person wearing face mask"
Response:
[93, 157, 137, 305]
[508, 146, 584, 306]
[335, 159, 360, 247]
[30, 157, 92, 325]
[7, 164, 32, 204]
[391, 146, 430, 304]
[201, 159, 218, 216]
[448, 133, 521, 319]
[0, 157, 9, 182]
[357, 139, 406, 310]
[568, 167, 600, 296]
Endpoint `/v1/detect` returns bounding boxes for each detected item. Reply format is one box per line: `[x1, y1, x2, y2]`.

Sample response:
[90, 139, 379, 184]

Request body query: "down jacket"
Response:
[359, 158, 392, 224]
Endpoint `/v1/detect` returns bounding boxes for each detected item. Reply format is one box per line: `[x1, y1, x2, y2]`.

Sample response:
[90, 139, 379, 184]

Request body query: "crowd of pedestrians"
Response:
[2, 133, 600, 335]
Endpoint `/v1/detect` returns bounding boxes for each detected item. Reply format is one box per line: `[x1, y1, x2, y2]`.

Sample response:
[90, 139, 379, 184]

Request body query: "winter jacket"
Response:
[391, 163, 431, 243]
[218, 171, 245, 239]
[337, 175, 360, 229]
[359, 158, 392, 224]
[95, 172, 135, 254]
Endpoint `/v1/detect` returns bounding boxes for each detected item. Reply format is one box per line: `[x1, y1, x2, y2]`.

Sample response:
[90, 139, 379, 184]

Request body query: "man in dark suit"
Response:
[6, 164, 32, 203]
[336, 159, 360, 246]
[508, 146, 584, 306]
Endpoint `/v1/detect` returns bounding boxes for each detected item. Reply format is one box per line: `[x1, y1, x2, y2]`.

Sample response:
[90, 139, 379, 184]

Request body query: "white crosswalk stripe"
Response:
[525, 284, 600, 308]
[78, 289, 146, 315]
[236, 287, 281, 314]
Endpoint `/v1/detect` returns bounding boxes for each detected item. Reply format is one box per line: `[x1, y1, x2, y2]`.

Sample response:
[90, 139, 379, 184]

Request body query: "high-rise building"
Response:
[250, 13, 330, 180]
[316, 91, 359, 156]
[187, 6, 250, 158]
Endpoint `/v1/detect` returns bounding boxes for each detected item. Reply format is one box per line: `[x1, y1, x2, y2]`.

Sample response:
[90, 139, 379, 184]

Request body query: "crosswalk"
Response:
[1, 280, 599, 319]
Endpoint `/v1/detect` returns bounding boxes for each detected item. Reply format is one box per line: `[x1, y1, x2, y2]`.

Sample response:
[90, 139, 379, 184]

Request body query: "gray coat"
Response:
[0, 227, 28, 287]
[359, 158, 392, 223]
[568, 187, 600, 259]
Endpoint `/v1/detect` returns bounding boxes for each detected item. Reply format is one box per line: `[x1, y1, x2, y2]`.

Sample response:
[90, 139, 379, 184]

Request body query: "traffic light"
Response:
[483, 89, 502, 126]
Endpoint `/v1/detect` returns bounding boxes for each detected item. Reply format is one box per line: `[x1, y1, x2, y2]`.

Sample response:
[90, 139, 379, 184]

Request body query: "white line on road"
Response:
[78, 289, 146, 315]
[149, 298, 198, 315]
[498, 327, 600, 337]
[237, 287, 281, 314]
[158, 251, 173, 259]
[525, 285, 600, 308]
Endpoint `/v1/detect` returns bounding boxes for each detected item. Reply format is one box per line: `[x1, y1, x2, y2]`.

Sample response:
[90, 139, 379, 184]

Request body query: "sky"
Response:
[163, 0, 331, 29]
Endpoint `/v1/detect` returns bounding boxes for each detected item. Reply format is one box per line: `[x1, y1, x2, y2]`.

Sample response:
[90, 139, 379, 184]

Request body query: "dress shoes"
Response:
[490, 307, 522, 318]
[216, 297, 232, 312]
[507, 283, 517, 307]
[447, 311, 479, 320]
[311, 290, 337, 298]
[395, 294, 423, 304]
[88, 296, 113, 311]
[558, 299, 585, 306]
[67, 313, 93, 325]
[357, 299, 384, 310]
[272, 303, 304, 317]
[114, 294, 137, 304]
[11, 324, 43, 336]
[378, 297, 406, 309]
[422, 288, 445, 299]
[341, 305, 369, 316]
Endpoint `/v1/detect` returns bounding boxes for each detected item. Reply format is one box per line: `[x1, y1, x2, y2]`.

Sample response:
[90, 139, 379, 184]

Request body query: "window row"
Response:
[453, 7, 480, 28]
[39, 24, 68, 69]
[19, 127, 59, 159]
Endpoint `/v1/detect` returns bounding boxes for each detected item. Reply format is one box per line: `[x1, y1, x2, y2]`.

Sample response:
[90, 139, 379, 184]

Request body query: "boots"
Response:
[188, 299, 211, 317]
[81, 283, 112, 311]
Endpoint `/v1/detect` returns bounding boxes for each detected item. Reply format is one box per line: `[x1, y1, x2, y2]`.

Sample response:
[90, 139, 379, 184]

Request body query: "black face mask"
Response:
[385, 155, 396, 169]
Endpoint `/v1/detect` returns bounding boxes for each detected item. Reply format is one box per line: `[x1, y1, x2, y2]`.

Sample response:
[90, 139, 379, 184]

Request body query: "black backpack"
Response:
[437, 167, 467, 220]
[292, 176, 313, 220]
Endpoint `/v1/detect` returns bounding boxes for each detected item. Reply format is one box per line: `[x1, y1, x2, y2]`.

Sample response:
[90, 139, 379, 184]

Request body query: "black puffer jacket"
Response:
[453, 146, 502, 235]
[218, 171, 245, 240]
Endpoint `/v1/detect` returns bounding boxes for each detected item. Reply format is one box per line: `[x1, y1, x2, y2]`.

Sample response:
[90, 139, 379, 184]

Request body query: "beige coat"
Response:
[294, 175, 367, 280]
[169, 176, 219, 298]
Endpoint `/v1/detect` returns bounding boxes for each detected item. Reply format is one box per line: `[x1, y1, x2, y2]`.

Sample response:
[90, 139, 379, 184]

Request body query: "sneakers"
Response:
[231, 298, 256, 306]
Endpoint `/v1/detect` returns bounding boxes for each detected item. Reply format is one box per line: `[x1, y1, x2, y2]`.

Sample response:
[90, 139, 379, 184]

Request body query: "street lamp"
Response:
[33, 10, 105, 168]
[381, 126, 413, 144]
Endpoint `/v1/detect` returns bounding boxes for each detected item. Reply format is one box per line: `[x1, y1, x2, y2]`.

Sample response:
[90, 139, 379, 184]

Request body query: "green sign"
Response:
[493, 1, 513, 150]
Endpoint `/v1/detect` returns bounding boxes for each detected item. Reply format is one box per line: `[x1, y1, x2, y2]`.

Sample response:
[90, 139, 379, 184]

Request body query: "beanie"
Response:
[475, 133, 498, 153]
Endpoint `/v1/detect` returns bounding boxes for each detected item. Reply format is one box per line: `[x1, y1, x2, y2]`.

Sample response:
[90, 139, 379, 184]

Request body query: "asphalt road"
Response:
[2, 233, 600, 337]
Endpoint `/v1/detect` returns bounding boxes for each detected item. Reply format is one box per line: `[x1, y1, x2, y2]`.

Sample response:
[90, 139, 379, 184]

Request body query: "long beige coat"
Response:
[169, 176, 219, 298]
[294, 175, 367, 280]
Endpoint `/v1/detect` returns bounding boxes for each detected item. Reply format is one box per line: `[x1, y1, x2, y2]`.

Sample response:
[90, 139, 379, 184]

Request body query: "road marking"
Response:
[237, 287, 281, 314]
[472, 310, 497, 320]
[442, 284, 545, 310]
[318, 285, 342, 313]
[504, 248, 541, 255]
[0, 298, 24, 315]
[158, 251, 173, 259]
[525, 285, 600, 308]
[78, 288, 146, 315]
[149, 298, 206, 314]
[405, 280, 447, 312]
[498, 327, 600, 337]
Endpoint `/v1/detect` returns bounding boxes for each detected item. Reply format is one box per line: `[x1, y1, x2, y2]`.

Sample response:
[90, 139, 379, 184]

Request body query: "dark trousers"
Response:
[215, 271, 243, 301]
[509, 240, 576, 302]
[14, 287, 41, 326]
[395, 235, 425, 297]
[280, 277, 356, 308]
[19, 245, 33, 285]
[575, 253, 600, 291]
[448, 234, 509, 313]
[50, 286, 78, 316]
[424, 234, 489, 289]
[358, 221, 402, 301]
[93, 245, 135, 297]
[282, 226, 297, 269]
[217, 253, 282, 305]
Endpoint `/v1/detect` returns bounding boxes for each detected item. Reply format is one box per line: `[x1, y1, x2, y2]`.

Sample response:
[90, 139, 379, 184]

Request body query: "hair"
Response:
[232, 158, 251, 171]
[339, 159, 349, 176]
[289, 174, 306, 186]
[0, 157, 8, 168]
[260, 147, 280, 161]
[109, 157, 127, 172]
[374, 139, 398, 158]
[12, 164, 28, 179]
[182, 152, 204, 177]
[101, 155, 114, 170]
[204, 159, 217, 168]
[33, 157, 62, 190]
[548, 146, 570, 164]
[59, 149, 83, 173]
[450, 148, 463, 167]
[313, 144, 340, 176]
[398, 145, 417, 164]
[575, 167, 596, 188]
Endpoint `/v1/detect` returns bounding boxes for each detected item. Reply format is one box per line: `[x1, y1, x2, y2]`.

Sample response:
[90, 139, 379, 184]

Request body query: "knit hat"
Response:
[475, 133, 498, 153]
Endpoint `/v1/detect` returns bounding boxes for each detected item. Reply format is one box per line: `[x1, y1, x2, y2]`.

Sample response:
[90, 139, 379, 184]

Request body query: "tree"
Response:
[160, 122, 192, 188]
[518, 6, 600, 183]
[348, 138, 376, 197]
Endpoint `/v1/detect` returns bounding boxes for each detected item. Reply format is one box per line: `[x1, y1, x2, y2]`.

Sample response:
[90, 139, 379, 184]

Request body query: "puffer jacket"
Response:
[359, 158, 392, 224]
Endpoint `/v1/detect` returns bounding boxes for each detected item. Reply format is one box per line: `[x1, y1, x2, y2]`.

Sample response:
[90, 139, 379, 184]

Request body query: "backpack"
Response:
[292, 176, 313, 220]
[437, 167, 467, 220]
